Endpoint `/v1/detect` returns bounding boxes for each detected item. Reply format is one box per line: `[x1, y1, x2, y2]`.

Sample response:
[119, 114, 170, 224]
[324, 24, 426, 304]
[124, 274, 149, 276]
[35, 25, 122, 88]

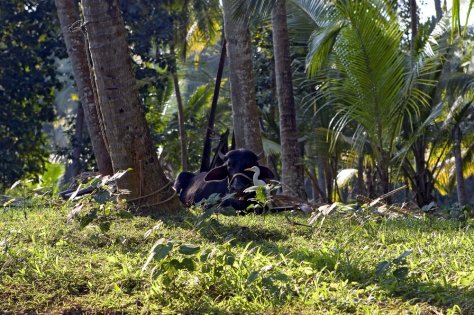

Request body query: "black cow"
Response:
[174, 149, 274, 210]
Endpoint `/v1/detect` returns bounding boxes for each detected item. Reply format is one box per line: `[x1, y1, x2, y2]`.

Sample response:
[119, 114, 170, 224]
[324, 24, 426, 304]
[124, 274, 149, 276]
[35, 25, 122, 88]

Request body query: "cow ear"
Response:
[205, 165, 228, 181]
[258, 166, 275, 179]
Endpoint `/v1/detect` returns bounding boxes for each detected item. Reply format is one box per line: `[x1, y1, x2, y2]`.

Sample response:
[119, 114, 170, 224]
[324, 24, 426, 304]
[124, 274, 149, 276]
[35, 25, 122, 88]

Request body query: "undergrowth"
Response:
[0, 194, 473, 314]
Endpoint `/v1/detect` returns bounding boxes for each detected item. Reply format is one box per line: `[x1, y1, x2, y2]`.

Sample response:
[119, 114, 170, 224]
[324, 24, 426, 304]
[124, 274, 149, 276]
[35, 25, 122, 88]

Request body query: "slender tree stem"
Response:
[170, 42, 188, 171]
[200, 38, 226, 172]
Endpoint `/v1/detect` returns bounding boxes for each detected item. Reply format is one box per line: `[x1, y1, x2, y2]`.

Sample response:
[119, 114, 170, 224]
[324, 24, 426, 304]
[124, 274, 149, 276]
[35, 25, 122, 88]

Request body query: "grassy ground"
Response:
[0, 197, 473, 314]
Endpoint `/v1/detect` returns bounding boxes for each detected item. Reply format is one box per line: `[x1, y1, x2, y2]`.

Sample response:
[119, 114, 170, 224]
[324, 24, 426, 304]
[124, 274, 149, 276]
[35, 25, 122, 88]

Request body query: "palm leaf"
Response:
[305, 20, 344, 77]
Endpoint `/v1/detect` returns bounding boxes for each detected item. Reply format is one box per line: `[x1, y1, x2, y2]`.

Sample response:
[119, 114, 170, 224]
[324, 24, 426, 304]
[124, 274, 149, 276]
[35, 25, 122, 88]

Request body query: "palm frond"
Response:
[305, 20, 344, 77]
[262, 138, 282, 155]
[230, 0, 276, 23]
[440, 72, 474, 95]
[296, 0, 448, 186]
[185, 83, 214, 116]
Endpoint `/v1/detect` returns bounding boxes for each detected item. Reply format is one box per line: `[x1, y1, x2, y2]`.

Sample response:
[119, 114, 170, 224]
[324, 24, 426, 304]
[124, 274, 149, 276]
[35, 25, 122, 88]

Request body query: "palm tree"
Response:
[297, 0, 440, 196]
[449, 0, 474, 206]
[272, 0, 306, 198]
[81, 0, 181, 211]
[222, 0, 265, 155]
[55, 0, 113, 176]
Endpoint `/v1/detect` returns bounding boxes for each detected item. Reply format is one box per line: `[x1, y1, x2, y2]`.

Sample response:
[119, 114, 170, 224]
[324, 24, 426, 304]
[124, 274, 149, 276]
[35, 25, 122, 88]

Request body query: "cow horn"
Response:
[218, 150, 226, 161]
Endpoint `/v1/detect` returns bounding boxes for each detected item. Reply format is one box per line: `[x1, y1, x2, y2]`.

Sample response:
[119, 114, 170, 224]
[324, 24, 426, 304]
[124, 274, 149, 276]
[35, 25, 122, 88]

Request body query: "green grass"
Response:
[0, 198, 473, 314]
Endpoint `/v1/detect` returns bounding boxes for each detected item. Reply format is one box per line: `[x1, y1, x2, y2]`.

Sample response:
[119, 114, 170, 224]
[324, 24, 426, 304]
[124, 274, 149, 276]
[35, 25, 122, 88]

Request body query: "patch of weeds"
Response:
[142, 239, 297, 313]
[375, 250, 412, 281]
[65, 170, 134, 233]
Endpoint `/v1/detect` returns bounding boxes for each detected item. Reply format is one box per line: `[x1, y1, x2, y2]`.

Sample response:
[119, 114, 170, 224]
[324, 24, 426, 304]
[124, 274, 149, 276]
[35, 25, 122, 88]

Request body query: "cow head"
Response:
[174, 171, 195, 198]
[204, 149, 274, 193]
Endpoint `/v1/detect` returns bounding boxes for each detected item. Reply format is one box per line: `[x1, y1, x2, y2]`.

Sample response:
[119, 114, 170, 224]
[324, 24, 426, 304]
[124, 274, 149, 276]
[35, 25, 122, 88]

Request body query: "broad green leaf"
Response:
[393, 267, 409, 280]
[142, 238, 173, 271]
[180, 258, 196, 271]
[375, 261, 391, 276]
[393, 250, 412, 265]
[99, 221, 111, 232]
[225, 253, 235, 266]
[94, 190, 111, 204]
[247, 271, 260, 284]
[179, 244, 201, 255]
[79, 209, 98, 229]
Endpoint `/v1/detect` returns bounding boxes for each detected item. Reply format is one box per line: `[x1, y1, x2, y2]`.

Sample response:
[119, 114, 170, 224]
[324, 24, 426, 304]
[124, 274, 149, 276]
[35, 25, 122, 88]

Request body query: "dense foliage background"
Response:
[2, 0, 474, 206]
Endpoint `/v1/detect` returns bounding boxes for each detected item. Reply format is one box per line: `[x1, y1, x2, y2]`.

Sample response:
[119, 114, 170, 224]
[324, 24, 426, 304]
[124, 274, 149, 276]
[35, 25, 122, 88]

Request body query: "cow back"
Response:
[177, 172, 229, 206]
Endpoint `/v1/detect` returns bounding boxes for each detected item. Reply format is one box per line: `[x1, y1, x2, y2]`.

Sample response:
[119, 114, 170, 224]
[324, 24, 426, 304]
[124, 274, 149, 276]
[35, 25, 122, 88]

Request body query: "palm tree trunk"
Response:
[324, 158, 333, 203]
[169, 42, 188, 171]
[81, 0, 181, 211]
[272, 0, 306, 199]
[55, 0, 113, 176]
[317, 156, 327, 201]
[434, 0, 443, 20]
[222, 0, 264, 156]
[379, 165, 390, 197]
[377, 152, 391, 202]
[71, 103, 85, 176]
[63, 103, 85, 184]
[366, 163, 375, 199]
[306, 167, 325, 202]
[200, 38, 226, 172]
[453, 126, 467, 206]
[356, 154, 366, 198]
[413, 139, 435, 206]
[410, 0, 418, 50]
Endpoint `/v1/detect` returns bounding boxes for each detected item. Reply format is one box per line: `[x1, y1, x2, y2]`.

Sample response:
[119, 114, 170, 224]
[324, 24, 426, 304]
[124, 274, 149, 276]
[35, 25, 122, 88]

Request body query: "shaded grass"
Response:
[0, 199, 473, 314]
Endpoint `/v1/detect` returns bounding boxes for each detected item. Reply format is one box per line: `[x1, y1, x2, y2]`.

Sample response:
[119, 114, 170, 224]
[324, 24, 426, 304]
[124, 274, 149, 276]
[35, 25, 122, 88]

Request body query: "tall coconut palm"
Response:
[230, 0, 307, 196]
[272, 0, 306, 198]
[55, 0, 113, 176]
[81, 0, 181, 211]
[222, 0, 265, 155]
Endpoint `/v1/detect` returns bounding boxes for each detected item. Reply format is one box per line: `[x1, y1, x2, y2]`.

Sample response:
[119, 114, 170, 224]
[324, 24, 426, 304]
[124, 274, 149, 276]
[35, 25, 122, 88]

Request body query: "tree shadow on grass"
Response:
[142, 211, 474, 313]
[153, 210, 291, 254]
[289, 246, 474, 313]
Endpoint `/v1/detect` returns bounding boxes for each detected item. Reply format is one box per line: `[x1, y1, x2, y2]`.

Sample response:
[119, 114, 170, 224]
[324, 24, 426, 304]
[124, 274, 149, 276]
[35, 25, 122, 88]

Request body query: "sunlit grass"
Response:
[0, 198, 473, 314]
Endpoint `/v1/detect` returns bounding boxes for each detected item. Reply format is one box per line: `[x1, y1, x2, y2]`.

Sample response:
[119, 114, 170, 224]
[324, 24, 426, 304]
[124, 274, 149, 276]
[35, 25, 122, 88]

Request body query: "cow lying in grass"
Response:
[174, 149, 274, 210]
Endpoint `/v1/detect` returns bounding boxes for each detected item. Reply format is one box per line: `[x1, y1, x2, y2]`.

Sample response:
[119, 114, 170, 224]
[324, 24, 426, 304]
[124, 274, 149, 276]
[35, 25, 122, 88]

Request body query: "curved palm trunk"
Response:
[222, 0, 264, 156]
[81, 0, 181, 211]
[55, 0, 113, 175]
[272, 0, 306, 199]
[170, 42, 188, 171]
